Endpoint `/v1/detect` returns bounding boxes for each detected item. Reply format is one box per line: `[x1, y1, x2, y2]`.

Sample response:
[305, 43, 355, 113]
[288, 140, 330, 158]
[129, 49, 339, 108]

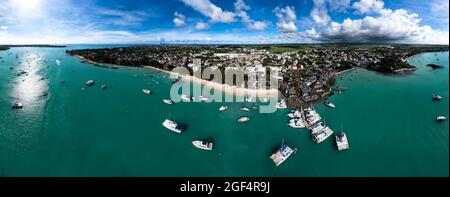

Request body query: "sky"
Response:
[0, 0, 448, 44]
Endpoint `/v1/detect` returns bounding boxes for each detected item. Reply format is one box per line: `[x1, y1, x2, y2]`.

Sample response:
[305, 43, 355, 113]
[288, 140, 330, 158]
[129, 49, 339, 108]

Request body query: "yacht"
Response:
[287, 110, 301, 118]
[270, 141, 295, 166]
[238, 116, 250, 122]
[312, 126, 334, 143]
[163, 99, 173, 105]
[86, 80, 94, 86]
[436, 116, 446, 121]
[162, 119, 185, 133]
[240, 106, 250, 111]
[288, 119, 305, 128]
[219, 105, 228, 111]
[432, 94, 442, 101]
[274, 99, 287, 109]
[192, 138, 214, 151]
[142, 89, 152, 94]
[324, 101, 336, 108]
[12, 102, 23, 109]
[181, 94, 191, 102]
[336, 132, 349, 151]
[309, 122, 326, 135]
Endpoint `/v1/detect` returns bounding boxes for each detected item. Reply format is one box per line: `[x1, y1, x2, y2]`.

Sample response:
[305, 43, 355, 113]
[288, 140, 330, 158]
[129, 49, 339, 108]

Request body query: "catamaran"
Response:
[312, 126, 334, 143]
[336, 131, 349, 151]
[270, 140, 295, 166]
[192, 138, 214, 151]
[162, 119, 186, 133]
[288, 119, 305, 128]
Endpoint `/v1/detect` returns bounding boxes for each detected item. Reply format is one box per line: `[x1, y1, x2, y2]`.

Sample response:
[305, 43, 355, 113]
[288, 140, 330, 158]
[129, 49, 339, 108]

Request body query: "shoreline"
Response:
[70, 54, 280, 98]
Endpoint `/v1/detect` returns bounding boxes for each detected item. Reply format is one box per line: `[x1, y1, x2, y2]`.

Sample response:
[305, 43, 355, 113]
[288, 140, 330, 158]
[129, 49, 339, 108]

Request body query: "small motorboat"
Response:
[436, 116, 446, 121]
[240, 106, 250, 112]
[86, 80, 94, 86]
[163, 99, 173, 105]
[219, 105, 228, 111]
[12, 102, 23, 109]
[142, 89, 152, 94]
[101, 85, 107, 90]
[432, 94, 442, 101]
[238, 116, 250, 122]
[192, 138, 214, 151]
[324, 101, 336, 108]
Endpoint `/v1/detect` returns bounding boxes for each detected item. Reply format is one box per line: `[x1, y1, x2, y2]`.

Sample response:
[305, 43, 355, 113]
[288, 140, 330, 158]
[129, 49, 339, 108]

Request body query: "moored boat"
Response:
[324, 101, 336, 108]
[86, 80, 94, 86]
[192, 138, 214, 151]
[162, 119, 186, 133]
[142, 89, 152, 94]
[163, 99, 173, 105]
[270, 141, 295, 166]
[240, 106, 250, 111]
[238, 116, 249, 122]
[312, 126, 334, 143]
[436, 116, 446, 121]
[274, 99, 287, 109]
[336, 131, 349, 151]
[219, 105, 228, 111]
[288, 119, 305, 128]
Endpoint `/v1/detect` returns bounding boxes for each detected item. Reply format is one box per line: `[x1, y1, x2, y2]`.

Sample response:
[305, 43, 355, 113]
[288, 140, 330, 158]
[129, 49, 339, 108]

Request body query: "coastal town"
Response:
[67, 44, 448, 106]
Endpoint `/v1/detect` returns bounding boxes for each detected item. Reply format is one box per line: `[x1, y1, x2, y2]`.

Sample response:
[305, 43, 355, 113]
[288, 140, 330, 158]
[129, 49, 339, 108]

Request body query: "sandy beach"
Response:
[144, 66, 280, 98]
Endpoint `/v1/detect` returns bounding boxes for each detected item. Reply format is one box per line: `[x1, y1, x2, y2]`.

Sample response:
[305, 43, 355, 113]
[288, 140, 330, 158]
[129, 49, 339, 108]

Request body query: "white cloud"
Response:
[173, 12, 186, 27]
[180, 0, 236, 23]
[311, 0, 331, 26]
[274, 6, 297, 32]
[195, 21, 209, 30]
[95, 8, 148, 27]
[327, 0, 351, 12]
[234, 0, 269, 30]
[319, 9, 449, 44]
[431, 0, 449, 29]
[1, 25, 8, 30]
[352, 0, 385, 15]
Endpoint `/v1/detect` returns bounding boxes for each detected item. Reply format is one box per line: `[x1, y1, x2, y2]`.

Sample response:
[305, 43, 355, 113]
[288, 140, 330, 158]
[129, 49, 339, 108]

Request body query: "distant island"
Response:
[0, 44, 66, 51]
[66, 44, 449, 106]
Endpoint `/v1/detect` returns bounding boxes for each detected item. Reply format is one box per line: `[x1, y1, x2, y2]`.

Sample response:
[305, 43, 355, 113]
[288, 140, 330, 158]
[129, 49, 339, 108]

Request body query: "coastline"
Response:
[70, 54, 280, 98]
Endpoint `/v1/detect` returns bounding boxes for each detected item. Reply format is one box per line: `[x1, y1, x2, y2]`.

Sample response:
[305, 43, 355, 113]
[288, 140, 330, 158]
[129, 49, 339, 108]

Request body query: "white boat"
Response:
[55, 60, 61, 65]
[309, 122, 326, 135]
[274, 99, 287, 109]
[162, 119, 185, 133]
[192, 138, 213, 151]
[238, 116, 250, 122]
[336, 132, 349, 151]
[219, 105, 228, 111]
[287, 110, 301, 118]
[142, 89, 152, 94]
[436, 116, 446, 121]
[12, 102, 23, 109]
[432, 94, 443, 101]
[241, 106, 250, 111]
[324, 101, 336, 108]
[312, 126, 334, 143]
[86, 80, 94, 86]
[163, 99, 173, 105]
[181, 94, 191, 102]
[101, 85, 107, 90]
[270, 142, 295, 166]
[304, 108, 321, 126]
[288, 119, 305, 128]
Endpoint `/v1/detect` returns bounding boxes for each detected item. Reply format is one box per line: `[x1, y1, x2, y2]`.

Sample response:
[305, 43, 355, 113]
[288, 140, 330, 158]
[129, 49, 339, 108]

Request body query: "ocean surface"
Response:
[0, 45, 448, 177]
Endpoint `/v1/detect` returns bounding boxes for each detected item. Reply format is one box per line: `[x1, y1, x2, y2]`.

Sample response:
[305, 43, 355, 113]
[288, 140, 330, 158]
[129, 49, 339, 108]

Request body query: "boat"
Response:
[324, 101, 336, 108]
[163, 99, 173, 105]
[142, 89, 152, 94]
[192, 138, 214, 151]
[436, 116, 446, 121]
[309, 122, 326, 135]
[12, 102, 23, 109]
[241, 106, 250, 111]
[219, 105, 228, 111]
[101, 85, 107, 90]
[238, 116, 249, 122]
[162, 119, 185, 133]
[287, 110, 301, 118]
[288, 119, 305, 128]
[181, 94, 191, 102]
[270, 141, 295, 166]
[86, 80, 94, 86]
[274, 99, 287, 109]
[312, 126, 334, 143]
[432, 94, 442, 101]
[55, 60, 61, 65]
[336, 132, 349, 151]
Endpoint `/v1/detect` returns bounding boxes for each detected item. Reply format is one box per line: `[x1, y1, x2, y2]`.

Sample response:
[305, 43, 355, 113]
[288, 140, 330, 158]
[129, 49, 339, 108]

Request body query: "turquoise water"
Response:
[0, 46, 448, 177]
